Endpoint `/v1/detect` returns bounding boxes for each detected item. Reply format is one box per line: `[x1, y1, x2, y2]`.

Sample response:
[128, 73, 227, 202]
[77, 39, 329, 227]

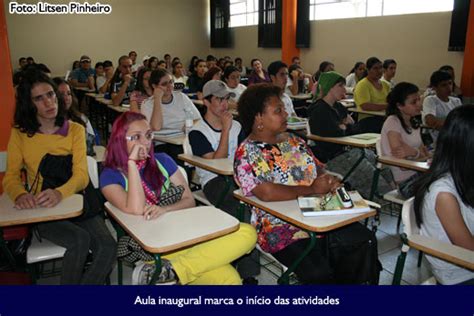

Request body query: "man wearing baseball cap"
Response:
[70, 55, 95, 90]
[188, 80, 260, 284]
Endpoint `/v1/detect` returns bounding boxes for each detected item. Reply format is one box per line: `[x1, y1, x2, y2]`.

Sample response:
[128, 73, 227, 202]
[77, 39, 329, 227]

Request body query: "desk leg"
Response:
[0, 228, 17, 269]
[342, 148, 365, 183]
[149, 254, 162, 285]
[277, 231, 316, 285]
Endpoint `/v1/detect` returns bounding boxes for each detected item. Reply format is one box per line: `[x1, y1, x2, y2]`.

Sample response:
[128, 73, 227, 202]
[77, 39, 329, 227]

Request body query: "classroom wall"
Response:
[5, 0, 209, 77]
[210, 11, 464, 89]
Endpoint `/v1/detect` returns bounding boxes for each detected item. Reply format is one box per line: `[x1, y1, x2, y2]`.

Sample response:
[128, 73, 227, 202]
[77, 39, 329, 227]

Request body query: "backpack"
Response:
[327, 223, 382, 284]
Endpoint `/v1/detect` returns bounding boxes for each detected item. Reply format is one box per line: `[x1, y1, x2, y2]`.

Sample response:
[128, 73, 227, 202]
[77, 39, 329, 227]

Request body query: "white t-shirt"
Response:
[420, 175, 474, 285]
[382, 77, 395, 90]
[228, 84, 246, 102]
[345, 73, 357, 94]
[141, 91, 201, 131]
[281, 92, 296, 116]
[95, 75, 107, 91]
[422, 95, 462, 142]
[188, 119, 242, 187]
[173, 75, 188, 85]
[381, 115, 423, 183]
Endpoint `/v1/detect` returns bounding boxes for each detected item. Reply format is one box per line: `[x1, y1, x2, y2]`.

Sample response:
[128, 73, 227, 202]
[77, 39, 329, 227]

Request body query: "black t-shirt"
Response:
[307, 99, 357, 161]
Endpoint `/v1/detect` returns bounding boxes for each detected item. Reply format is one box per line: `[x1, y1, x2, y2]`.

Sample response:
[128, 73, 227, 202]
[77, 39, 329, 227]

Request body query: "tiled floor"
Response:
[37, 209, 433, 285]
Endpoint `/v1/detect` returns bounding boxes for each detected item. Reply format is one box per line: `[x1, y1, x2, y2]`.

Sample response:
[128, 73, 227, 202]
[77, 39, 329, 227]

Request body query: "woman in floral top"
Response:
[234, 83, 341, 283]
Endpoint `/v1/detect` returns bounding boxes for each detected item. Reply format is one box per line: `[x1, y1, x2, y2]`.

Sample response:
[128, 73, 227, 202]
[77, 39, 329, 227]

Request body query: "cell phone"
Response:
[336, 187, 353, 208]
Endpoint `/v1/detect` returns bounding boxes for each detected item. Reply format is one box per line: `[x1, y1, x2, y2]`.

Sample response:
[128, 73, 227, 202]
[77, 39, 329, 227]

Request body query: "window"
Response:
[230, 0, 259, 27]
[309, 0, 453, 21]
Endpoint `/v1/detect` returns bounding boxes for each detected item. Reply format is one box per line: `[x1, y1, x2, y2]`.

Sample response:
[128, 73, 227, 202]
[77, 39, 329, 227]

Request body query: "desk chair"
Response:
[373, 140, 406, 230]
[392, 198, 474, 285]
[26, 156, 99, 283]
[181, 137, 212, 206]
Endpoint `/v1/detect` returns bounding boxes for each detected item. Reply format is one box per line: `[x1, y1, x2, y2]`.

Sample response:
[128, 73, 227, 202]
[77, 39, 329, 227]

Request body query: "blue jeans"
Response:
[37, 215, 116, 284]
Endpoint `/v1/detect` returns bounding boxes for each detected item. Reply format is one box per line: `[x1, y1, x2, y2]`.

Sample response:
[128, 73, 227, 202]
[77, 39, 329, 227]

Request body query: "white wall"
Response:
[5, 0, 209, 77]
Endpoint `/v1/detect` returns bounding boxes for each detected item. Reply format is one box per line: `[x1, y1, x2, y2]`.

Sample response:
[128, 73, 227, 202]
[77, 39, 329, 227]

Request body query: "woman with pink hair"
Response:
[99, 112, 256, 285]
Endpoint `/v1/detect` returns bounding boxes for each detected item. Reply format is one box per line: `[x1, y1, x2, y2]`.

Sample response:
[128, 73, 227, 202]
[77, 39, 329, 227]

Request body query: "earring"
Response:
[257, 124, 264, 131]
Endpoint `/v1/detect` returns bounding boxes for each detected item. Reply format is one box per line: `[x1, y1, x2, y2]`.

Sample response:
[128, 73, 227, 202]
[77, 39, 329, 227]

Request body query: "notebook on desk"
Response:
[298, 191, 370, 217]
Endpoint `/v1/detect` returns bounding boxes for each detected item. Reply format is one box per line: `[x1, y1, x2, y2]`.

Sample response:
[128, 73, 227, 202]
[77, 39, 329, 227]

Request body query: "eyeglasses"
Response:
[160, 79, 174, 87]
[32, 90, 56, 103]
[125, 131, 153, 142]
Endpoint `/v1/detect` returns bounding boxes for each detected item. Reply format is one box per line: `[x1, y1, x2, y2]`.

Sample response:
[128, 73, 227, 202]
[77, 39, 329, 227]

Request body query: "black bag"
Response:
[30, 153, 102, 221]
[327, 223, 382, 285]
[398, 172, 420, 199]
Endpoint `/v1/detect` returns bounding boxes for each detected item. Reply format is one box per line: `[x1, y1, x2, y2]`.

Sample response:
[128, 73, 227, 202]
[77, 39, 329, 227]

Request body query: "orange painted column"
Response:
[460, 1, 474, 98]
[281, 0, 299, 65]
[0, 0, 15, 193]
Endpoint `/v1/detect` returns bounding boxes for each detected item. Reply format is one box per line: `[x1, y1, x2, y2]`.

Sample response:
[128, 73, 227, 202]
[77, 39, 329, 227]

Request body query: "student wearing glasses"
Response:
[4, 69, 116, 284]
[141, 68, 201, 133]
[99, 111, 257, 285]
[223, 66, 246, 106]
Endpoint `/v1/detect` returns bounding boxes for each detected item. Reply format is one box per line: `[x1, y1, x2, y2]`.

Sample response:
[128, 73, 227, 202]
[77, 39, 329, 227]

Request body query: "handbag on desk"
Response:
[29, 153, 103, 221]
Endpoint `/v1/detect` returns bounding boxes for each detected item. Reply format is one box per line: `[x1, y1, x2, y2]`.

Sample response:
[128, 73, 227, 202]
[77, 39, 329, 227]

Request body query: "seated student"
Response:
[109, 56, 136, 106]
[291, 56, 301, 66]
[148, 57, 159, 71]
[307, 72, 393, 197]
[164, 53, 172, 71]
[267, 61, 296, 117]
[188, 80, 260, 283]
[141, 68, 201, 161]
[100, 112, 257, 285]
[382, 59, 397, 89]
[381, 82, 429, 198]
[94, 62, 106, 92]
[187, 59, 207, 94]
[98, 60, 114, 94]
[345, 62, 366, 94]
[206, 55, 217, 70]
[247, 59, 271, 85]
[129, 68, 152, 113]
[171, 61, 188, 86]
[414, 105, 474, 285]
[158, 60, 167, 69]
[53, 78, 96, 156]
[234, 84, 380, 284]
[203, 67, 223, 87]
[422, 70, 462, 144]
[223, 66, 246, 109]
[439, 65, 463, 100]
[69, 55, 95, 90]
[353, 56, 390, 132]
[234, 57, 247, 76]
[3, 69, 115, 285]
[311, 61, 335, 99]
[129, 51, 140, 74]
[287, 64, 313, 96]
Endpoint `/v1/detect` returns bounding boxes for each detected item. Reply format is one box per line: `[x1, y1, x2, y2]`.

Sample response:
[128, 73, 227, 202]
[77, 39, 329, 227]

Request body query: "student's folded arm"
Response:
[252, 182, 313, 202]
[424, 114, 444, 130]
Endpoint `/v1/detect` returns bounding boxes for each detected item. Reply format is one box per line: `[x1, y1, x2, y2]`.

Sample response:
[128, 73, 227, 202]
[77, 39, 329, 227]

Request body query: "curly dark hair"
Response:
[237, 83, 282, 135]
[14, 69, 66, 137]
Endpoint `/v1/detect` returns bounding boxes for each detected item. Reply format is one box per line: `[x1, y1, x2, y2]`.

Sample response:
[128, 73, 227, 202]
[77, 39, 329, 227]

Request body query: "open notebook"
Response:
[298, 191, 371, 217]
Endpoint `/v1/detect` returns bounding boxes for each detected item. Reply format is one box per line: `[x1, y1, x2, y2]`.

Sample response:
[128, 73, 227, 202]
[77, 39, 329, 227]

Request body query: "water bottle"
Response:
[184, 107, 193, 134]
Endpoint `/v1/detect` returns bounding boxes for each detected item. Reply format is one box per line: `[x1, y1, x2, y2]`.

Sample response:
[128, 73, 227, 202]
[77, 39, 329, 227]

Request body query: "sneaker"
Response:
[132, 259, 177, 285]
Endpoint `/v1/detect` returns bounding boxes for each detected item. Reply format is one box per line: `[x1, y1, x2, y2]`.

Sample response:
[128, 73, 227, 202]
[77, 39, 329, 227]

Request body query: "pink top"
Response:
[381, 115, 423, 183]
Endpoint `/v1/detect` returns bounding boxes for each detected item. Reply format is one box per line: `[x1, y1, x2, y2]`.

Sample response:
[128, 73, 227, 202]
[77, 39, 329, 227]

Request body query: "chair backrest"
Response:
[178, 165, 188, 184]
[375, 139, 382, 169]
[87, 156, 99, 189]
[402, 197, 419, 236]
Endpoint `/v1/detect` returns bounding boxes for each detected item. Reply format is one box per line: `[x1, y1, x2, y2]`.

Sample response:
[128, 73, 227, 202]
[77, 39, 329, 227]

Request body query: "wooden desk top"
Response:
[0, 194, 83, 227]
[95, 97, 112, 106]
[73, 87, 95, 93]
[307, 133, 380, 148]
[378, 156, 430, 172]
[105, 203, 239, 253]
[233, 190, 375, 233]
[93, 145, 106, 163]
[178, 154, 234, 176]
[290, 93, 312, 101]
[153, 133, 185, 145]
[349, 108, 385, 117]
[107, 104, 130, 113]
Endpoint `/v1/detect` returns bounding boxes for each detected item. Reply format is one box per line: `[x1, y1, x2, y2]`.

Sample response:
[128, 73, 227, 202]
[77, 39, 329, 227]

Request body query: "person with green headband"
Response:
[308, 71, 394, 198]
[308, 71, 360, 161]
